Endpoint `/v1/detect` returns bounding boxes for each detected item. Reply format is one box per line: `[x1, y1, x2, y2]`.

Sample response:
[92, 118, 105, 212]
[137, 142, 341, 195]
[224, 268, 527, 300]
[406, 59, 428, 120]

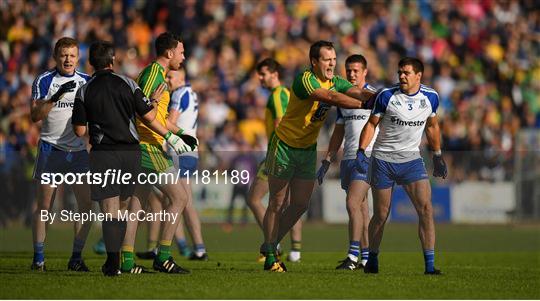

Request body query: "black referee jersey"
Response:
[72, 69, 153, 150]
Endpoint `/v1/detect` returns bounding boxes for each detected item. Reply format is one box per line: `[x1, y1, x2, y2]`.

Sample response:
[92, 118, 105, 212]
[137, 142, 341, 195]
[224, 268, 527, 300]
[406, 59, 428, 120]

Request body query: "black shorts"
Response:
[89, 146, 141, 201]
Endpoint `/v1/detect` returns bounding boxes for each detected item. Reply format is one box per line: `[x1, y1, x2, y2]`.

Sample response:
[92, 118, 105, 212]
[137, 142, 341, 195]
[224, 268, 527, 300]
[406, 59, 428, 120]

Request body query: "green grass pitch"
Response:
[1, 223, 539, 299]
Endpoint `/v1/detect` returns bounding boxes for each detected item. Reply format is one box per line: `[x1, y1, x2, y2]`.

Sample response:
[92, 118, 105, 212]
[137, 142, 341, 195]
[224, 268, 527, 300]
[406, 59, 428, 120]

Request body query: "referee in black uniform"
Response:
[71, 41, 188, 276]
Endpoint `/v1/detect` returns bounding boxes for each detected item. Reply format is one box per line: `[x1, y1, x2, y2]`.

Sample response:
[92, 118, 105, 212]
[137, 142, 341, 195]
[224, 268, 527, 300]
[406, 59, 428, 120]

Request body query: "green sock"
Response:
[263, 242, 277, 266]
[121, 246, 134, 271]
[157, 240, 172, 263]
[291, 240, 302, 252]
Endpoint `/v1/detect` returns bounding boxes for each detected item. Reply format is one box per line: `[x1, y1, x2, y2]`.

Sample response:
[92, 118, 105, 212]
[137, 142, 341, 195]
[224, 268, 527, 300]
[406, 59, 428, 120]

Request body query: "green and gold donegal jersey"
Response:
[275, 69, 353, 148]
[135, 62, 170, 145]
[265, 85, 290, 139]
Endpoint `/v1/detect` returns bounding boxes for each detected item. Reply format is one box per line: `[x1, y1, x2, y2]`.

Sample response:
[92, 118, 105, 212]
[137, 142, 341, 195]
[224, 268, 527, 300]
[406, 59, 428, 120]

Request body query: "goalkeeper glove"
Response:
[165, 131, 191, 155]
[316, 159, 331, 185]
[50, 80, 77, 102]
[432, 153, 447, 179]
[176, 129, 198, 151]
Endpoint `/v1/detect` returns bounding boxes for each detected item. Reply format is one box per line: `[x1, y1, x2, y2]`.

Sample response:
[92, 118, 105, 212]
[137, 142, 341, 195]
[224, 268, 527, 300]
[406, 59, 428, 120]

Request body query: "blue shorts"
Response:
[33, 140, 89, 180]
[340, 159, 369, 191]
[370, 157, 428, 189]
[172, 155, 198, 178]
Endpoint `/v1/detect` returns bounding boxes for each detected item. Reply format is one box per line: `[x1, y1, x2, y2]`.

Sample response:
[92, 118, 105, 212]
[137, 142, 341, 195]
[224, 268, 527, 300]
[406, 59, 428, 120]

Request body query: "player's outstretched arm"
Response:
[344, 86, 377, 103]
[310, 88, 362, 109]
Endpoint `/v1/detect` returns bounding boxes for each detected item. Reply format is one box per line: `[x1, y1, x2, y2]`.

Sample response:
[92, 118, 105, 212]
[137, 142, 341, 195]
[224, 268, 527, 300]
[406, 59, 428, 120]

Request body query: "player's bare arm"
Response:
[140, 109, 169, 137]
[425, 114, 447, 178]
[30, 100, 54, 122]
[325, 124, 345, 161]
[425, 115, 441, 152]
[309, 88, 362, 109]
[165, 110, 183, 134]
[345, 86, 377, 103]
[73, 124, 86, 137]
[358, 115, 380, 151]
[31, 80, 77, 122]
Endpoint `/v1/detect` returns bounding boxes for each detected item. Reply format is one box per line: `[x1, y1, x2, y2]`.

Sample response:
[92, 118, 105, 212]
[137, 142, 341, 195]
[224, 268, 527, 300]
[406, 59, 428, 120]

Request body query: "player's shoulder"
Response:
[75, 70, 92, 82]
[331, 74, 349, 83]
[171, 85, 189, 99]
[297, 69, 314, 78]
[420, 84, 439, 97]
[111, 71, 139, 92]
[34, 69, 57, 84]
[37, 68, 57, 78]
[364, 83, 378, 93]
[293, 69, 315, 85]
[138, 62, 164, 80]
[274, 85, 289, 95]
[292, 69, 318, 98]
[32, 69, 57, 100]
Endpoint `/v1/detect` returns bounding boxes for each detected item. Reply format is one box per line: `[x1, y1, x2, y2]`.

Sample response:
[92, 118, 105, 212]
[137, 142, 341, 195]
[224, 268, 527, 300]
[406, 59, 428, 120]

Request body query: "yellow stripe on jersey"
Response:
[302, 72, 316, 94]
[273, 90, 284, 118]
[265, 85, 290, 139]
[143, 64, 159, 97]
[136, 62, 169, 145]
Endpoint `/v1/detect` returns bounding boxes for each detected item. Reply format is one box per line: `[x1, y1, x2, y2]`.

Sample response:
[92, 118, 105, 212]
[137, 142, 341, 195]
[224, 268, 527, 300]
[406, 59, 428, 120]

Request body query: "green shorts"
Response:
[265, 133, 316, 180]
[140, 143, 174, 173]
[256, 159, 268, 181]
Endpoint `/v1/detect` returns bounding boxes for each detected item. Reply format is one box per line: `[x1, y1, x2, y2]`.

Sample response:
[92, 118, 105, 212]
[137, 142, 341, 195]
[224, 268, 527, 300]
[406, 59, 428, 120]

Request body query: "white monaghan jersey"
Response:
[31, 69, 91, 151]
[336, 83, 379, 160]
[372, 84, 439, 163]
[168, 84, 199, 157]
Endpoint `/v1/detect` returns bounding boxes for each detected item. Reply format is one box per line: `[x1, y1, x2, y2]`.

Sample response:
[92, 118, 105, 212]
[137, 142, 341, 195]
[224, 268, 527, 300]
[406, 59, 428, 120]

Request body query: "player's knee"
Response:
[36, 200, 52, 211]
[346, 201, 360, 216]
[372, 209, 389, 223]
[267, 198, 286, 213]
[246, 194, 260, 208]
[293, 201, 309, 214]
[417, 203, 433, 218]
[167, 189, 189, 207]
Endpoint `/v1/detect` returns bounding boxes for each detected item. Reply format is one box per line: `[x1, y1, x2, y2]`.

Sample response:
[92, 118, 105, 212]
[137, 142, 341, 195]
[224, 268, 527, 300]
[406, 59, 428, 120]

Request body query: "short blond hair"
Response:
[54, 37, 79, 58]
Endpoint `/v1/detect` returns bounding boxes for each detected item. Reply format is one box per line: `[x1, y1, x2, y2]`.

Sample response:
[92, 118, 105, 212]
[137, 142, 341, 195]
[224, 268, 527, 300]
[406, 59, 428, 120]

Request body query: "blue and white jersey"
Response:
[31, 69, 91, 151]
[336, 83, 379, 160]
[168, 84, 199, 157]
[371, 84, 439, 163]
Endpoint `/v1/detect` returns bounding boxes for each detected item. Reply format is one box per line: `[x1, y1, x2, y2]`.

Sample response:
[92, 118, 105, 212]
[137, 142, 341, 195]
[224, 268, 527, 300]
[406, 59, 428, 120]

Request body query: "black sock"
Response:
[102, 218, 126, 270]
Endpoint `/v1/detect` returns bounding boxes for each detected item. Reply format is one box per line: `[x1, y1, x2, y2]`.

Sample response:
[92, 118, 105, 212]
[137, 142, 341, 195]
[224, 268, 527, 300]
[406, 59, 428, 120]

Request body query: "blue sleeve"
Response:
[179, 92, 190, 112]
[168, 90, 182, 111]
[169, 89, 190, 112]
[426, 91, 439, 114]
[372, 89, 391, 116]
[32, 72, 53, 100]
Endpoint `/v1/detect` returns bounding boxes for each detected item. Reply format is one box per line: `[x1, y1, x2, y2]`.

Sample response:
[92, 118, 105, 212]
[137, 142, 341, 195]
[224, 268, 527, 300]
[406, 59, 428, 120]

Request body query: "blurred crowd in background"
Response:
[0, 0, 539, 225]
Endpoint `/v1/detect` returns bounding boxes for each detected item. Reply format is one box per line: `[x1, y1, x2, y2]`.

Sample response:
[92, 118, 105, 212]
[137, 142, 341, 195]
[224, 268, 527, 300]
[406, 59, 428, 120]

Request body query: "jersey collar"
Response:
[55, 67, 76, 78]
